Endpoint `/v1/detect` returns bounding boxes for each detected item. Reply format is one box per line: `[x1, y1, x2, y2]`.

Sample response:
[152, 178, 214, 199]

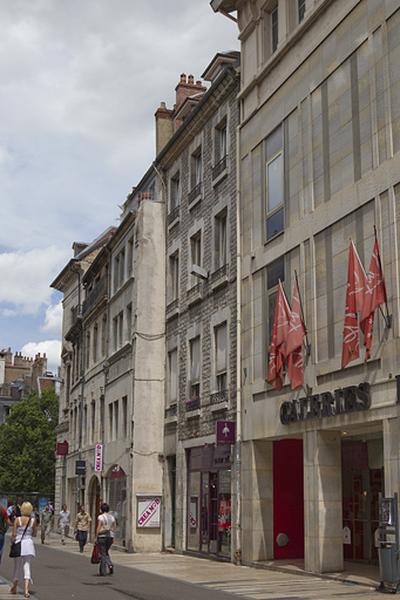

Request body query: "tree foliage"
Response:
[0, 390, 59, 496]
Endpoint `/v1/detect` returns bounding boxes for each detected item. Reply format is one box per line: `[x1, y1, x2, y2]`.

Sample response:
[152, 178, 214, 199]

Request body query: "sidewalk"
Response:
[0, 576, 25, 599]
[43, 533, 382, 599]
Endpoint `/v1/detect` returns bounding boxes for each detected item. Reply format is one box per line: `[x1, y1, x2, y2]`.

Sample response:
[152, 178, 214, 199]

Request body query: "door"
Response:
[273, 439, 304, 559]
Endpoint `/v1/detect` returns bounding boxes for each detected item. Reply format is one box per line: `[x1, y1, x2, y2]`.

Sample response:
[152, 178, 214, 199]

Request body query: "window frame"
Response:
[264, 125, 285, 242]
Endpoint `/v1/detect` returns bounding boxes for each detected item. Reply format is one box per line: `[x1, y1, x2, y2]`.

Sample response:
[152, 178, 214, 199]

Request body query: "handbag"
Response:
[9, 517, 31, 558]
[91, 541, 101, 564]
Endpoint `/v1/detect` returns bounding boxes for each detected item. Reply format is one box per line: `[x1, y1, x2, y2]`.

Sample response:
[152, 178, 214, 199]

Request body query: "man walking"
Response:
[41, 504, 53, 544]
[74, 505, 91, 553]
[58, 504, 70, 545]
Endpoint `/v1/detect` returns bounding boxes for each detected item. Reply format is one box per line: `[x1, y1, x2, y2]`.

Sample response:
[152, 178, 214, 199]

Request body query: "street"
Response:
[0, 535, 383, 600]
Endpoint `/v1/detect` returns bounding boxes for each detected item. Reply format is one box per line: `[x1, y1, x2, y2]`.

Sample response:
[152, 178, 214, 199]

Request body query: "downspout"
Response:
[234, 118, 242, 564]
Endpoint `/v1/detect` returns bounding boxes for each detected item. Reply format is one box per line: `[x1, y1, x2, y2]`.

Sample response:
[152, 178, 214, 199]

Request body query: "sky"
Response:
[0, 0, 238, 373]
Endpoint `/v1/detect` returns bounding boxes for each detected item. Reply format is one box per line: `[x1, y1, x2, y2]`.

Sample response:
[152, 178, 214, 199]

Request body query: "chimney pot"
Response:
[160, 101, 166, 109]
[180, 73, 186, 83]
[196, 80, 202, 86]
[188, 74, 194, 85]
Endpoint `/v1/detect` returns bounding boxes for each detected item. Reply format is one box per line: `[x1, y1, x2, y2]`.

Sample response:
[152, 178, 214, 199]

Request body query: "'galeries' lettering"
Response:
[280, 382, 371, 425]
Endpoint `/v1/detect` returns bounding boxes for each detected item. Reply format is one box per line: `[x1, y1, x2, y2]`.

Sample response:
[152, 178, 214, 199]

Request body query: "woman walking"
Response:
[96, 503, 115, 576]
[10, 501, 37, 598]
[74, 505, 91, 553]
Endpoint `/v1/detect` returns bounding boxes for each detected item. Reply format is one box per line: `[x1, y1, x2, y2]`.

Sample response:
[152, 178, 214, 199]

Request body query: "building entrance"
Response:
[342, 434, 383, 563]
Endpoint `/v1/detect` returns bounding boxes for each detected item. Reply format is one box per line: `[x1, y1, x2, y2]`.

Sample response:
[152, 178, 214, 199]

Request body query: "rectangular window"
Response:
[271, 5, 279, 52]
[85, 331, 90, 369]
[214, 210, 227, 269]
[215, 322, 228, 392]
[91, 401, 96, 444]
[101, 314, 107, 357]
[266, 256, 285, 342]
[108, 403, 113, 441]
[168, 349, 178, 404]
[113, 316, 118, 351]
[298, 0, 306, 23]
[215, 120, 227, 162]
[265, 125, 284, 240]
[170, 172, 180, 211]
[118, 311, 124, 347]
[191, 148, 202, 189]
[122, 396, 128, 438]
[92, 323, 98, 363]
[113, 255, 120, 292]
[126, 304, 132, 343]
[119, 249, 125, 287]
[169, 252, 179, 301]
[114, 400, 119, 439]
[190, 231, 202, 286]
[190, 336, 201, 401]
[127, 237, 134, 276]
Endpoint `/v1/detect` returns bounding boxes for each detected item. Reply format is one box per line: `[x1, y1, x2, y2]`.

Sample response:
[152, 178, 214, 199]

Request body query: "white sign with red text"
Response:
[137, 496, 161, 528]
[94, 443, 103, 472]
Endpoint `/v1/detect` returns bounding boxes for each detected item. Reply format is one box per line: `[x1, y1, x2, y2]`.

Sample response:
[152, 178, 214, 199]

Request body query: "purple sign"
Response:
[216, 421, 236, 445]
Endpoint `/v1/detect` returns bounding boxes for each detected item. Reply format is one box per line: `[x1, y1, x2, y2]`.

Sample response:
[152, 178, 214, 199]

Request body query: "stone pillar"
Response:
[174, 442, 187, 552]
[383, 417, 400, 497]
[304, 430, 343, 573]
[241, 440, 273, 563]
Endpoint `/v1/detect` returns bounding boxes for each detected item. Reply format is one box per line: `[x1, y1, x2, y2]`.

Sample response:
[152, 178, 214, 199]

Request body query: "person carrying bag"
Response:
[9, 501, 37, 599]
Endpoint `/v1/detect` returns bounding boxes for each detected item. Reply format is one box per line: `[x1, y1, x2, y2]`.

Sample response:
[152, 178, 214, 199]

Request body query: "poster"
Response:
[137, 496, 161, 528]
[189, 497, 198, 528]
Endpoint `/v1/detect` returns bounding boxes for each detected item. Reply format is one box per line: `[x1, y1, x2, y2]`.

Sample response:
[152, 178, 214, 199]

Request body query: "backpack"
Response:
[0, 507, 8, 535]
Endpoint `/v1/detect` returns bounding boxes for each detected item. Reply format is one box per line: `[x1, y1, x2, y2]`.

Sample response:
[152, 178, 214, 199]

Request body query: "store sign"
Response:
[111, 465, 125, 479]
[216, 421, 236, 445]
[56, 440, 69, 456]
[280, 382, 371, 425]
[94, 443, 103, 472]
[137, 496, 161, 528]
[75, 460, 86, 475]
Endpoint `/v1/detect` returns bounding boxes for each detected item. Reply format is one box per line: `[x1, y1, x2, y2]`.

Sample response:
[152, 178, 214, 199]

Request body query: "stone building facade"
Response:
[52, 174, 165, 552]
[155, 54, 240, 560]
[213, 0, 400, 574]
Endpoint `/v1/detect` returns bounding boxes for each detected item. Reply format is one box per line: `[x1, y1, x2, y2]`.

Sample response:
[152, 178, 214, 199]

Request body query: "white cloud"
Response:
[42, 301, 63, 335]
[0, 247, 68, 315]
[21, 339, 61, 375]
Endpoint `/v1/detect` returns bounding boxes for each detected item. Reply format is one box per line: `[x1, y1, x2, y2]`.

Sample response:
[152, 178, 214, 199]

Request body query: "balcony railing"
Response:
[210, 389, 229, 404]
[212, 155, 227, 180]
[186, 387, 200, 411]
[188, 182, 202, 205]
[211, 263, 228, 282]
[82, 277, 108, 317]
[65, 305, 83, 342]
[165, 404, 177, 419]
[167, 205, 180, 225]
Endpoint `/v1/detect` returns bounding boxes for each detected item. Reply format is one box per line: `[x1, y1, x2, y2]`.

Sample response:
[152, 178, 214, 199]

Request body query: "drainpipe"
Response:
[234, 118, 242, 564]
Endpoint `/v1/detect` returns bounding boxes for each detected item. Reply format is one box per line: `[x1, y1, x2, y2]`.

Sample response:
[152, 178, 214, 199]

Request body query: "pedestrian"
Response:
[9, 501, 37, 598]
[0, 504, 9, 564]
[96, 502, 115, 576]
[58, 504, 70, 545]
[74, 505, 92, 553]
[40, 504, 52, 544]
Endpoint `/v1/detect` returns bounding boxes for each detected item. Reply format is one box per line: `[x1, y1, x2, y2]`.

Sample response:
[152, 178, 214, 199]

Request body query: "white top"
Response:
[59, 510, 70, 526]
[15, 517, 35, 557]
[97, 513, 116, 539]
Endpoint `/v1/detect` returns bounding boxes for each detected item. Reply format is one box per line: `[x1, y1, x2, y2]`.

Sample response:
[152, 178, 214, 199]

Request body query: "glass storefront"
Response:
[187, 445, 232, 557]
[342, 434, 383, 563]
[107, 465, 127, 547]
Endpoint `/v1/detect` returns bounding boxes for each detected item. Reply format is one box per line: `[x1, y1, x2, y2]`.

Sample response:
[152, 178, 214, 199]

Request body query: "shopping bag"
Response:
[91, 541, 101, 564]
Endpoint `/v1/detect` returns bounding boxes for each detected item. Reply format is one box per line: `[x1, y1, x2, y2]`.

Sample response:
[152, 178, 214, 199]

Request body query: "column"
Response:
[174, 442, 187, 552]
[383, 417, 400, 498]
[304, 430, 343, 573]
[241, 440, 273, 563]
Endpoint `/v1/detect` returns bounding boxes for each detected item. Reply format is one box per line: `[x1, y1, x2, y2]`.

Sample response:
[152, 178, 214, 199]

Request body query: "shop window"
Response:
[187, 471, 201, 551]
[265, 124, 284, 240]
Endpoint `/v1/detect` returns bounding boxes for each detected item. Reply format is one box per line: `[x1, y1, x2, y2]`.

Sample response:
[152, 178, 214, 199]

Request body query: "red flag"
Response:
[341, 241, 367, 368]
[267, 281, 291, 389]
[286, 281, 306, 389]
[360, 235, 387, 360]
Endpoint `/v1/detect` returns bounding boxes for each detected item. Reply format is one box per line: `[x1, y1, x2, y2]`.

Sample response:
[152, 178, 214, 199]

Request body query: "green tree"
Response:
[0, 389, 59, 496]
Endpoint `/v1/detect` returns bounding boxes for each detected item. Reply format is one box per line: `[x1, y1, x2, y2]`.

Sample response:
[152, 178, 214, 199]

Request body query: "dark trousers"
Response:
[98, 535, 113, 576]
[77, 530, 88, 552]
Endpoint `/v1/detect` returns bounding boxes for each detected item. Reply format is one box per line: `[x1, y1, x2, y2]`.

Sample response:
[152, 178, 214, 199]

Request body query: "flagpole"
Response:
[373, 225, 392, 328]
[294, 270, 311, 356]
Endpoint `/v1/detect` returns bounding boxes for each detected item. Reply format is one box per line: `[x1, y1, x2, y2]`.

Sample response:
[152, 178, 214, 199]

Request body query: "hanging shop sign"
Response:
[94, 443, 103, 472]
[280, 382, 371, 425]
[216, 420, 236, 445]
[56, 440, 69, 456]
[75, 460, 86, 475]
[137, 496, 161, 528]
[111, 465, 126, 479]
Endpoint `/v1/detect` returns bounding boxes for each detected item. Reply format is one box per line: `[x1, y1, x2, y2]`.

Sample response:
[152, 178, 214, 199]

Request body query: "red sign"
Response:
[137, 497, 161, 528]
[56, 441, 69, 456]
[94, 443, 103, 472]
[216, 421, 236, 445]
[111, 465, 126, 479]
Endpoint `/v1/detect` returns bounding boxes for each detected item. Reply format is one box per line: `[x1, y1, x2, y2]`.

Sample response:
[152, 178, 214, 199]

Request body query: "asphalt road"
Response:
[0, 538, 241, 600]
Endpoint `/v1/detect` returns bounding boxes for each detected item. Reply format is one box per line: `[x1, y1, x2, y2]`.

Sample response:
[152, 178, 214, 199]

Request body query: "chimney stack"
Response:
[155, 101, 174, 155]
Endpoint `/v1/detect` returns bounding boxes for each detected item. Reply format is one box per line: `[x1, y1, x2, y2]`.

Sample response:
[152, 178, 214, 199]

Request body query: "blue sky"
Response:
[0, 0, 238, 373]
